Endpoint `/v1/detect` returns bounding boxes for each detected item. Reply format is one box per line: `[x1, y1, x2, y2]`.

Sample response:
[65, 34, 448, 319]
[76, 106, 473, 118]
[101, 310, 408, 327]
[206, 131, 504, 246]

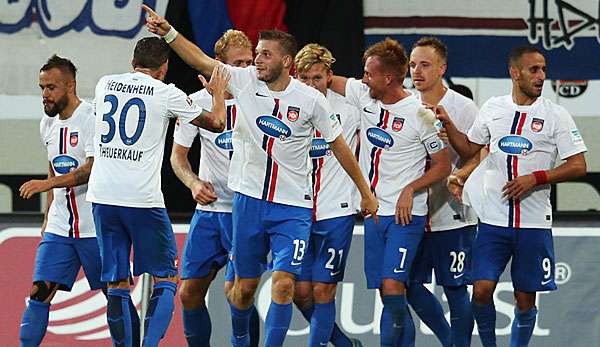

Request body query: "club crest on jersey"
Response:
[310, 138, 331, 158]
[366, 127, 394, 149]
[498, 135, 533, 156]
[69, 132, 78, 147]
[531, 118, 544, 132]
[392, 117, 404, 132]
[215, 131, 234, 150]
[256, 115, 292, 140]
[52, 155, 79, 174]
[287, 106, 300, 122]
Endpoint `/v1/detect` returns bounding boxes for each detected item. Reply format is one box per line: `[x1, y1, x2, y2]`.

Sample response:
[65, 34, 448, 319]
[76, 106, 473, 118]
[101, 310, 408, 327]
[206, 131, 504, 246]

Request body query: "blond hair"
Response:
[294, 43, 336, 73]
[214, 29, 252, 60]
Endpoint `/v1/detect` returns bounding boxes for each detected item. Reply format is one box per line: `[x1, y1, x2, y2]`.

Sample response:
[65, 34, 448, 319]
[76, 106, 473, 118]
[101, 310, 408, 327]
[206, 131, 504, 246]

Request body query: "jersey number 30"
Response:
[101, 94, 146, 145]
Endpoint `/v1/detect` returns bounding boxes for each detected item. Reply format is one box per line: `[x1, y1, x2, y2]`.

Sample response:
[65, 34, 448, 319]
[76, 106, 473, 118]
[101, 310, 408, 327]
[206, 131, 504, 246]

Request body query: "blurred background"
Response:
[1, 0, 599, 346]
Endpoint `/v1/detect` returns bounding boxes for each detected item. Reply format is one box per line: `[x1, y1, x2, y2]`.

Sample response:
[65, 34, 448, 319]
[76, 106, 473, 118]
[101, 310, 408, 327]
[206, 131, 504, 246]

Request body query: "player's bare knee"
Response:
[108, 279, 131, 289]
[235, 280, 259, 305]
[472, 282, 495, 304]
[381, 279, 406, 296]
[271, 276, 295, 303]
[312, 282, 337, 304]
[293, 282, 313, 309]
[179, 281, 206, 309]
[514, 290, 536, 311]
[223, 280, 234, 299]
[30, 281, 58, 303]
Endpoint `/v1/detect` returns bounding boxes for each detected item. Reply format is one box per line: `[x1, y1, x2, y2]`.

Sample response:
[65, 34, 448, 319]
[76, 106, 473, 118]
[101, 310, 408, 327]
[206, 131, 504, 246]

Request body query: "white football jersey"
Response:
[224, 65, 342, 208]
[174, 89, 237, 213]
[463, 95, 587, 228]
[345, 79, 445, 216]
[416, 89, 478, 231]
[41, 101, 96, 238]
[311, 90, 361, 221]
[87, 72, 203, 208]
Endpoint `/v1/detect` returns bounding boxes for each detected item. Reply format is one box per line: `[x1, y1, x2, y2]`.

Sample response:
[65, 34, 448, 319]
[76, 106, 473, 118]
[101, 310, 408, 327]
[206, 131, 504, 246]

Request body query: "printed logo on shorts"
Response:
[287, 106, 300, 122]
[531, 118, 544, 132]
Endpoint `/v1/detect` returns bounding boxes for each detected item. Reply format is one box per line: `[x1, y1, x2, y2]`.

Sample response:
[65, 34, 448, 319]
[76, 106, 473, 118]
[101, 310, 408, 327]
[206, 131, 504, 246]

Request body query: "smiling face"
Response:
[297, 62, 332, 96]
[361, 56, 391, 100]
[39, 68, 71, 117]
[254, 39, 289, 83]
[512, 52, 547, 99]
[409, 45, 447, 93]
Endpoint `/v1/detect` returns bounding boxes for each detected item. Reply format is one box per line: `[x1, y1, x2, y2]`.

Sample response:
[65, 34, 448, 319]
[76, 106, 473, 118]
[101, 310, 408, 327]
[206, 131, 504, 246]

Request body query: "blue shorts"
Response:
[411, 225, 476, 287]
[297, 215, 355, 283]
[364, 216, 426, 289]
[181, 210, 235, 282]
[92, 203, 178, 282]
[231, 193, 311, 278]
[472, 223, 557, 292]
[33, 232, 104, 291]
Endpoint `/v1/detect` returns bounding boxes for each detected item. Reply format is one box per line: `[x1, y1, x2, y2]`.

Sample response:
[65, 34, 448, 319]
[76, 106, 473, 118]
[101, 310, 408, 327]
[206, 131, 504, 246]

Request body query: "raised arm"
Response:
[329, 134, 379, 222]
[330, 75, 349, 96]
[143, 5, 219, 75]
[20, 157, 94, 199]
[190, 65, 230, 132]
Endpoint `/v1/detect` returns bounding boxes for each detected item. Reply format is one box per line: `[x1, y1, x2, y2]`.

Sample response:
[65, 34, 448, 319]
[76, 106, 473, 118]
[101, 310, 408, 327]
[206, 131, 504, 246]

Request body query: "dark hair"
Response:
[413, 36, 448, 63]
[364, 38, 408, 80]
[509, 45, 544, 67]
[449, 84, 474, 100]
[258, 30, 298, 57]
[40, 54, 77, 80]
[133, 37, 170, 69]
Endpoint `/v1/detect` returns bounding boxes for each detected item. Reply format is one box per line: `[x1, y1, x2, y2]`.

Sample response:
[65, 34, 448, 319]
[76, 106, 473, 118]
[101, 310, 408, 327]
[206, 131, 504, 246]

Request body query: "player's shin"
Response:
[19, 300, 50, 347]
[264, 301, 293, 347]
[510, 307, 537, 347]
[380, 295, 408, 347]
[397, 306, 416, 347]
[182, 306, 211, 347]
[107, 288, 135, 347]
[444, 285, 474, 347]
[407, 284, 451, 346]
[472, 301, 497, 347]
[142, 281, 177, 347]
[308, 301, 336, 347]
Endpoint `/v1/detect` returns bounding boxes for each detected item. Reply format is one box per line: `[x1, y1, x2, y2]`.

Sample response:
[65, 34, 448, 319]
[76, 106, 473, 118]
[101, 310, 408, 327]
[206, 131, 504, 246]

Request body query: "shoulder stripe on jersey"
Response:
[261, 99, 282, 201]
[506, 111, 527, 228]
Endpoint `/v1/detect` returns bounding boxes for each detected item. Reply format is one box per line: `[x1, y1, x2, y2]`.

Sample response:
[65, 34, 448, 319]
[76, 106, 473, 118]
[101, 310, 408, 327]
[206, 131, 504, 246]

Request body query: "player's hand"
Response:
[447, 174, 464, 203]
[502, 174, 536, 200]
[197, 74, 213, 95]
[437, 126, 449, 145]
[142, 5, 171, 36]
[190, 180, 217, 205]
[395, 186, 414, 226]
[207, 64, 230, 96]
[19, 179, 52, 199]
[434, 104, 451, 124]
[361, 192, 379, 224]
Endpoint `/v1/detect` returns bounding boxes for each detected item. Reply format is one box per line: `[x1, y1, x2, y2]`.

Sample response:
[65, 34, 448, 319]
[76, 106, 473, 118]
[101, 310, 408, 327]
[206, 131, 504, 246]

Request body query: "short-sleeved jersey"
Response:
[87, 72, 203, 208]
[41, 101, 96, 238]
[224, 65, 342, 208]
[416, 89, 478, 231]
[311, 90, 361, 221]
[464, 95, 587, 228]
[345, 79, 445, 216]
[173, 89, 237, 213]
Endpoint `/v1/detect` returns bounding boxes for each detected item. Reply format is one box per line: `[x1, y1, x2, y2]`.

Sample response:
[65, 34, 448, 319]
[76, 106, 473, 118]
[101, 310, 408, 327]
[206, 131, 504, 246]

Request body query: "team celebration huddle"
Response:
[17, 4, 588, 347]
